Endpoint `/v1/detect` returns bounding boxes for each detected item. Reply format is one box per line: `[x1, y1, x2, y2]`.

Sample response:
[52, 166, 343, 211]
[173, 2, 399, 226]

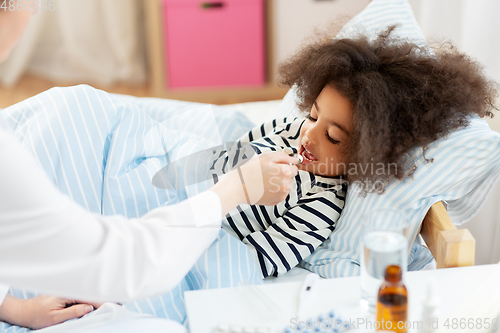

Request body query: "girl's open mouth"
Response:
[299, 144, 318, 164]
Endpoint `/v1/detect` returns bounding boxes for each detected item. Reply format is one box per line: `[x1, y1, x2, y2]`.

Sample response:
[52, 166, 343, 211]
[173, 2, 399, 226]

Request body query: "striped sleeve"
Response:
[238, 117, 296, 143]
[206, 143, 257, 183]
[242, 187, 345, 278]
[207, 117, 301, 177]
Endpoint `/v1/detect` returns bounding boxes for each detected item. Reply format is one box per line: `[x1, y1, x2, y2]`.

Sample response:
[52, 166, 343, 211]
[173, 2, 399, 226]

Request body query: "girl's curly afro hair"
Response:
[278, 27, 499, 193]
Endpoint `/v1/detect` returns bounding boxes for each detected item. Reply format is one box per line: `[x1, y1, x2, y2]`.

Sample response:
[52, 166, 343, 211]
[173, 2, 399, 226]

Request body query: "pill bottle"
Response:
[376, 265, 408, 333]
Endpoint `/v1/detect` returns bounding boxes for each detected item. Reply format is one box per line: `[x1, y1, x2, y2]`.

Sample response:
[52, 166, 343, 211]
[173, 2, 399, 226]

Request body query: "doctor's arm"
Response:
[0, 129, 297, 303]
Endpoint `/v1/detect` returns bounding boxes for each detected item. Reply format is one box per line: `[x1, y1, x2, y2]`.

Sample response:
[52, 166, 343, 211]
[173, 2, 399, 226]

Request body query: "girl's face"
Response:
[297, 84, 353, 177]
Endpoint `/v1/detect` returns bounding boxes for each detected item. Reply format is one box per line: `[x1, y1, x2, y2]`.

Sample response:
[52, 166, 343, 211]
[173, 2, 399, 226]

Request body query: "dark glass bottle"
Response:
[376, 265, 408, 333]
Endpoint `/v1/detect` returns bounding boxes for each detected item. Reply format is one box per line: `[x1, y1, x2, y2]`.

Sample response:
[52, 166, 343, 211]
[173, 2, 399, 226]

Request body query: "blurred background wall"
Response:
[0, 0, 146, 87]
[0, 0, 498, 117]
[411, 0, 500, 132]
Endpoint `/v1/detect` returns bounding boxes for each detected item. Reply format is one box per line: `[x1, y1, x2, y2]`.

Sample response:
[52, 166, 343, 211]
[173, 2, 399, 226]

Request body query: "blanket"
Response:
[0, 85, 262, 332]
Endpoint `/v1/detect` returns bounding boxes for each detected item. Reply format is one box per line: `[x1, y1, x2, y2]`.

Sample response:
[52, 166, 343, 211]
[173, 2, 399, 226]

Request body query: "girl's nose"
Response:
[303, 128, 316, 146]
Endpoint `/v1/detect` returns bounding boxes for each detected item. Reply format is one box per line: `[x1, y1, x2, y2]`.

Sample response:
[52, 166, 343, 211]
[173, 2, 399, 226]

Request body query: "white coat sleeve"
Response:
[0, 284, 8, 306]
[0, 127, 221, 303]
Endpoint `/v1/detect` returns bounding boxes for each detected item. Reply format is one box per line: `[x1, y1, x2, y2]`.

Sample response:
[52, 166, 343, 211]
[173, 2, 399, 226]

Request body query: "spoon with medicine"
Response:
[283, 147, 303, 165]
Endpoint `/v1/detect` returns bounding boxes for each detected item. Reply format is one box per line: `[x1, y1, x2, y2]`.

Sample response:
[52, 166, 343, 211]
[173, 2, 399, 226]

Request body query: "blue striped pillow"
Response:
[300, 116, 500, 278]
[272, 0, 500, 277]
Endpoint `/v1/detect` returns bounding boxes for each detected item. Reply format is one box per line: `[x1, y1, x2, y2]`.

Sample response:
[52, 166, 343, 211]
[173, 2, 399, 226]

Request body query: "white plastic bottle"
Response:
[421, 279, 440, 333]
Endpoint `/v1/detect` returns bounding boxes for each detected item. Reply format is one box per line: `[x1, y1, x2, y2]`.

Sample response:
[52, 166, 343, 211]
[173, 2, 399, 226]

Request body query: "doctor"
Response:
[0, 5, 297, 319]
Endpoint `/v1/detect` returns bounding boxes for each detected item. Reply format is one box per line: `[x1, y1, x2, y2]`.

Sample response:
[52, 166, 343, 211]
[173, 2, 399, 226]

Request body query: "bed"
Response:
[1, 0, 500, 332]
[1, 85, 498, 332]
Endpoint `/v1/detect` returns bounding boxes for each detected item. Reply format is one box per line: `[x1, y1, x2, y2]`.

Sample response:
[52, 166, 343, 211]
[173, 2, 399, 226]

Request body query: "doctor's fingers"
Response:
[272, 162, 298, 180]
[47, 303, 95, 326]
[75, 300, 105, 309]
[283, 164, 299, 177]
[266, 151, 299, 165]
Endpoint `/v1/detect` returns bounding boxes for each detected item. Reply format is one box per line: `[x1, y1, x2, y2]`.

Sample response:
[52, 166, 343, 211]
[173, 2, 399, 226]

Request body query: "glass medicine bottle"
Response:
[376, 265, 408, 333]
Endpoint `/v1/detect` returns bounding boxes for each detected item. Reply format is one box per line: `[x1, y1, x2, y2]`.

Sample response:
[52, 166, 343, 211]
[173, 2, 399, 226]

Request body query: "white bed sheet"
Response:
[37, 303, 187, 333]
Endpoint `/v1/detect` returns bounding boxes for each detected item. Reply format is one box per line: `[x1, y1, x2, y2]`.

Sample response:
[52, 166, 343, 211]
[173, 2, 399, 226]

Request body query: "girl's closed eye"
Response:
[307, 113, 340, 144]
[326, 133, 340, 144]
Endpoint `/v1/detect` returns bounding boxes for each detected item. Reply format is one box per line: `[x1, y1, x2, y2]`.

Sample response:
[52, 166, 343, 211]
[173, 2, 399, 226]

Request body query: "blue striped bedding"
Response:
[0, 85, 262, 332]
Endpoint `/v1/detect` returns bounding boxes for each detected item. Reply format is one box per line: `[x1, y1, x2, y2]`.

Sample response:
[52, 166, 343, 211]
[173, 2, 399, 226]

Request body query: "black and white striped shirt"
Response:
[210, 118, 347, 278]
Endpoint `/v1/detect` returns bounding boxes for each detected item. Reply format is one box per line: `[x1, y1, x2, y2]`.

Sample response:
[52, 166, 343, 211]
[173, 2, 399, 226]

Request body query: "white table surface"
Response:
[185, 264, 500, 333]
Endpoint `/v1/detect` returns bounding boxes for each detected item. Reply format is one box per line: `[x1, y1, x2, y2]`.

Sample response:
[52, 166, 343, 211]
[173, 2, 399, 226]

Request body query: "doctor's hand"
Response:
[241, 152, 299, 206]
[212, 152, 298, 215]
[0, 294, 100, 329]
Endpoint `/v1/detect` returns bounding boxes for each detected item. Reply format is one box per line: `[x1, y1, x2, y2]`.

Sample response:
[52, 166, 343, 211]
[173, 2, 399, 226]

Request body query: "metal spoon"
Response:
[283, 147, 303, 165]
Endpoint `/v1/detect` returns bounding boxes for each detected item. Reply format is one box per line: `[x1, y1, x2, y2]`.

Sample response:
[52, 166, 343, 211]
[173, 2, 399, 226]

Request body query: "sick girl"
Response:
[212, 26, 497, 279]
